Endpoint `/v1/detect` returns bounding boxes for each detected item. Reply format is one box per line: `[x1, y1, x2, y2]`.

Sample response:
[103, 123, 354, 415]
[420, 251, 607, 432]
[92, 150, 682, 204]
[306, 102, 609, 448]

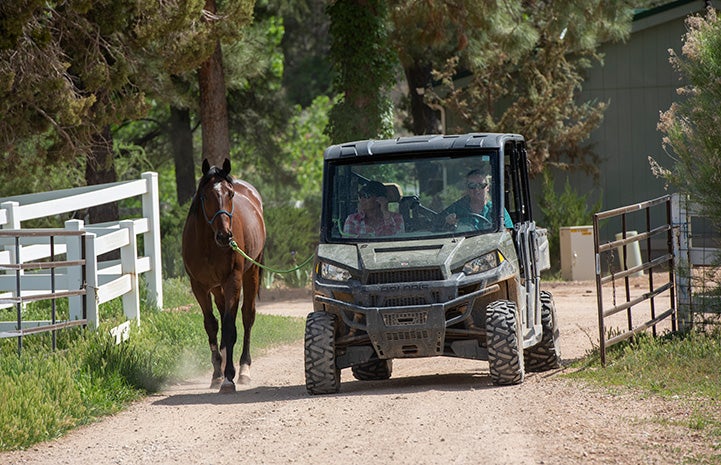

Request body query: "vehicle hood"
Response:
[316, 233, 515, 276]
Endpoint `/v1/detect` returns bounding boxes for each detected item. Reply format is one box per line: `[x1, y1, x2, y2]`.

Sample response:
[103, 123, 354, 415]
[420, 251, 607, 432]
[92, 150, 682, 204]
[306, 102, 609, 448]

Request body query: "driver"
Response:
[443, 168, 513, 230]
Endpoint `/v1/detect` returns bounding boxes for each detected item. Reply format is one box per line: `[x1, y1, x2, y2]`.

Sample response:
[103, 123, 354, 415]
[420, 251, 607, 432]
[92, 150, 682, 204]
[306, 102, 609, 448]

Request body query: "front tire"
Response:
[304, 312, 341, 395]
[524, 290, 562, 372]
[486, 300, 524, 385]
[351, 359, 393, 381]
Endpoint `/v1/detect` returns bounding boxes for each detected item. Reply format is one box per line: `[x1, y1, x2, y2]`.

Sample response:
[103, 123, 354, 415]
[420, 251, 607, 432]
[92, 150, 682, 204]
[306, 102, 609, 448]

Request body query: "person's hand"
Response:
[378, 196, 390, 219]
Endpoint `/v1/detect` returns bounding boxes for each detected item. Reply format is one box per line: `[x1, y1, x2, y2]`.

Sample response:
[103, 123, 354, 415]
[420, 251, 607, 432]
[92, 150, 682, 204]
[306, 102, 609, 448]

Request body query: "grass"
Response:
[567, 329, 721, 463]
[0, 277, 305, 451]
[569, 330, 721, 398]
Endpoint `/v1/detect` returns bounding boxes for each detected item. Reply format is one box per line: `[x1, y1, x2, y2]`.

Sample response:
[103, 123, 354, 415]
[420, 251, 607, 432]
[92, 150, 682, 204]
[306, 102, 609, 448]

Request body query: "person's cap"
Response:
[359, 181, 387, 198]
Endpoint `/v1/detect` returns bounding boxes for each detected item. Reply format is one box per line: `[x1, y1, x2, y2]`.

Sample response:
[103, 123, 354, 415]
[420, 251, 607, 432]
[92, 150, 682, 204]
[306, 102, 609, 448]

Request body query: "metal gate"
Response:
[592, 195, 677, 365]
[0, 229, 87, 354]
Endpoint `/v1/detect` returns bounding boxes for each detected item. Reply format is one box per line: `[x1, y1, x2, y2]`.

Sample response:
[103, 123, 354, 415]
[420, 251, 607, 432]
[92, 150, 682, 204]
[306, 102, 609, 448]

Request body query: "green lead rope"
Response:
[229, 239, 314, 273]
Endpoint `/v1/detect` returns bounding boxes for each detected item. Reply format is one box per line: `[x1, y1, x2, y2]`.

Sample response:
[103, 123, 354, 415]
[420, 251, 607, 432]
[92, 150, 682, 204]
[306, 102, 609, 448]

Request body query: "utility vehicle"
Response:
[304, 133, 561, 395]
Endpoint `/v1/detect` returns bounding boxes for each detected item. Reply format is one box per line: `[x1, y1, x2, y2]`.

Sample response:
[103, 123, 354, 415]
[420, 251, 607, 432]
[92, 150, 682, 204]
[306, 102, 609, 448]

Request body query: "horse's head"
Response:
[198, 158, 236, 247]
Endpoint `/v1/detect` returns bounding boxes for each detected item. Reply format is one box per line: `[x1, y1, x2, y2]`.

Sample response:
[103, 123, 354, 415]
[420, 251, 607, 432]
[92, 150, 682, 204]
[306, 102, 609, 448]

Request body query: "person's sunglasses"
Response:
[467, 182, 488, 190]
[358, 191, 373, 199]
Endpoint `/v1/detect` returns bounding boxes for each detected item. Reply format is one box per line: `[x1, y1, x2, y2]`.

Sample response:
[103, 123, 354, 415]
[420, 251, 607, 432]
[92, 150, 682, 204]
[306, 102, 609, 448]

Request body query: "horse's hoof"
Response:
[209, 377, 224, 389]
[238, 364, 251, 385]
[219, 378, 236, 394]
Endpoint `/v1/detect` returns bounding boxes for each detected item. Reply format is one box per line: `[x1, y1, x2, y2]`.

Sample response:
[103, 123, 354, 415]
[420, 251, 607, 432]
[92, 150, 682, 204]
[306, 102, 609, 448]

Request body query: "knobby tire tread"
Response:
[351, 359, 393, 381]
[304, 312, 341, 395]
[486, 300, 524, 385]
[524, 290, 562, 372]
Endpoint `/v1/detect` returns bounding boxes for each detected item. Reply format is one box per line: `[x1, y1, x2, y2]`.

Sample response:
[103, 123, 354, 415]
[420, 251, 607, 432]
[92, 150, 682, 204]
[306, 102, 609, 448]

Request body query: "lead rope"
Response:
[229, 239, 314, 273]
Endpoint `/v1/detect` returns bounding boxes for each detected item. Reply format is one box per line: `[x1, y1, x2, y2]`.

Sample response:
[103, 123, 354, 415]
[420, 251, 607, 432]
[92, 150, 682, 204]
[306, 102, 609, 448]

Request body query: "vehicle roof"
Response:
[323, 133, 525, 160]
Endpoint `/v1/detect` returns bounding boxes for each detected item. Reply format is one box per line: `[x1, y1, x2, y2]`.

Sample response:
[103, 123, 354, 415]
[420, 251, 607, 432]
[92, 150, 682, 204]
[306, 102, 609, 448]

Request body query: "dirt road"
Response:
[2, 281, 714, 465]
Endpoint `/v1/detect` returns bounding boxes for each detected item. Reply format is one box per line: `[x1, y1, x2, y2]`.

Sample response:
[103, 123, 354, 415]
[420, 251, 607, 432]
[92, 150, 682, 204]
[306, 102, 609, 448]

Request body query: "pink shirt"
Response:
[343, 211, 404, 237]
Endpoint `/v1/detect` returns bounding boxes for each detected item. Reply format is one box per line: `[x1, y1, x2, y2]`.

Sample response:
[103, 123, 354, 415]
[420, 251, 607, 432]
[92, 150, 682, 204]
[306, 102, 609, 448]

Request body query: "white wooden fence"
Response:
[0, 172, 162, 342]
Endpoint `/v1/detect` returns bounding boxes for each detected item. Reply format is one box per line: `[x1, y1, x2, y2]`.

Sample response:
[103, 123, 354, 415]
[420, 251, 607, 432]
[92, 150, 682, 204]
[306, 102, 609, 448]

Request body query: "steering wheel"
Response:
[456, 213, 493, 230]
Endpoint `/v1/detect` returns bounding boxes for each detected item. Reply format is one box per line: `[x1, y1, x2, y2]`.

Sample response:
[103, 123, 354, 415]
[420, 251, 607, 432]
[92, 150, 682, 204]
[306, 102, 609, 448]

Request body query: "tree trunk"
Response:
[85, 125, 118, 224]
[198, 23, 230, 168]
[405, 61, 441, 135]
[169, 106, 196, 204]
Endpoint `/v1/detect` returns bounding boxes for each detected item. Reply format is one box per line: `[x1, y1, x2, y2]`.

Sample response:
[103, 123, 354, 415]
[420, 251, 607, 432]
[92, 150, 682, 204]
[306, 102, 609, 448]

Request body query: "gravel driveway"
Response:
[2, 280, 714, 465]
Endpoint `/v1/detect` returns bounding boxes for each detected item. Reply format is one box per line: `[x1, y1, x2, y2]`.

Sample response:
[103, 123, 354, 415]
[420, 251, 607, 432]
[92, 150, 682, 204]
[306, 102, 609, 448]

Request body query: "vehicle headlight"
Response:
[463, 251, 504, 275]
[320, 262, 352, 282]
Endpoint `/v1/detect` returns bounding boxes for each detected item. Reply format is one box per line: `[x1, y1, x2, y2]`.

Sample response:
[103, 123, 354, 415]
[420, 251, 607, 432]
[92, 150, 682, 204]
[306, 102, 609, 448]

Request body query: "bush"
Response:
[159, 199, 189, 279]
[539, 169, 602, 271]
[263, 204, 318, 288]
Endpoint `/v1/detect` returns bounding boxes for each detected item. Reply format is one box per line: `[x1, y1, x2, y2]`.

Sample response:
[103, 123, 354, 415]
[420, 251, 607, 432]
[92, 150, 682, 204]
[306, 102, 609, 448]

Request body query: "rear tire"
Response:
[304, 312, 341, 395]
[486, 300, 524, 385]
[351, 359, 393, 381]
[524, 290, 562, 372]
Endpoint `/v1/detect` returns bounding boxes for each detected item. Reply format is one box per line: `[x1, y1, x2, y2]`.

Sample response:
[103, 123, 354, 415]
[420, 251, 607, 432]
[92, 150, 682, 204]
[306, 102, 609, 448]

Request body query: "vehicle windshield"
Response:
[324, 150, 506, 242]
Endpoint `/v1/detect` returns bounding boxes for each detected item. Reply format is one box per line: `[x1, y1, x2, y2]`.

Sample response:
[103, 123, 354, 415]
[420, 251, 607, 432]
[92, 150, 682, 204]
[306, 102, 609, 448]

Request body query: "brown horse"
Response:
[182, 158, 266, 393]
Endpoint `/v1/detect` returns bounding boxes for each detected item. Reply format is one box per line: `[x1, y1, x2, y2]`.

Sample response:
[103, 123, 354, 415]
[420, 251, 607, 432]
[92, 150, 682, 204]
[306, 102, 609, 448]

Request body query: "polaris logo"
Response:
[379, 283, 430, 292]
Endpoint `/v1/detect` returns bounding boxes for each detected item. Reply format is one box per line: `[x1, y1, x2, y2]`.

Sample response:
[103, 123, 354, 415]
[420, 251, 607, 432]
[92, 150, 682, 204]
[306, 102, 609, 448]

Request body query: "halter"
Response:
[200, 189, 234, 225]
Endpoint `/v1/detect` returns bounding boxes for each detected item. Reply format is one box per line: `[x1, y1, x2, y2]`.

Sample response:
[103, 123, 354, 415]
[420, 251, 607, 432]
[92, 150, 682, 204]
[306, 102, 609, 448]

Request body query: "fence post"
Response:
[0, 201, 20, 229]
[141, 172, 163, 310]
[1, 201, 22, 301]
[119, 220, 140, 326]
[66, 219, 99, 329]
[65, 220, 85, 322]
[671, 193, 692, 331]
[84, 231, 98, 329]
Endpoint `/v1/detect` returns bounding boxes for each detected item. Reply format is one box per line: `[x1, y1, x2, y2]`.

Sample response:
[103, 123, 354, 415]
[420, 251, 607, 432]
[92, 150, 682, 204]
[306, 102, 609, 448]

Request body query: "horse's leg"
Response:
[216, 283, 239, 393]
[190, 280, 223, 389]
[238, 264, 260, 385]
[210, 287, 229, 386]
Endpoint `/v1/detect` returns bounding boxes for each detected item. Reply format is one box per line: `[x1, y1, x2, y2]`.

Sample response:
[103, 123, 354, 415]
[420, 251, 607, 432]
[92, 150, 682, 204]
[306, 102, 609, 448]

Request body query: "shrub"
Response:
[539, 169, 602, 271]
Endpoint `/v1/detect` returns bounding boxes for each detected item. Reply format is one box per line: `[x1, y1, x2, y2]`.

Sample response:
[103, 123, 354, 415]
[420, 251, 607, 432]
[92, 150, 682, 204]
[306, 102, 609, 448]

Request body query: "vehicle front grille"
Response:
[367, 268, 444, 284]
[385, 329, 429, 341]
[382, 310, 428, 326]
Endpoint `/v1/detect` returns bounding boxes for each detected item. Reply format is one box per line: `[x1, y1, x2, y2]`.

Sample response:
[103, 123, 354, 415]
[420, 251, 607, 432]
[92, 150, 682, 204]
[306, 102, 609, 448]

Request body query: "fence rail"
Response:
[0, 173, 163, 352]
[0, 229, 87, 354]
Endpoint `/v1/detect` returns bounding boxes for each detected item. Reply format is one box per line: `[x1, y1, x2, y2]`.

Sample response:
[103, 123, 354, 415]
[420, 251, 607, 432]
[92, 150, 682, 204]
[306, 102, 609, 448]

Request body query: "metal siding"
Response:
[561, 9, 695, 241]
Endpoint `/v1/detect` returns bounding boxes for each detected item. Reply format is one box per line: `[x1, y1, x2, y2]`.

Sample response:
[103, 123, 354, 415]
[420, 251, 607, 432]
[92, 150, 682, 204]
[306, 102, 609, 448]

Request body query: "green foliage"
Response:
[654, 8, 721, 228]
[159, 199, 190, 279]
[282, 95, 333, 202]
[0, 277, 305, 451]
[263, 205, 318, 288]
[271, 0, 332, 106]
[326, 0, 397, 143]
[0, 0, 254, 169]
[570, 330, 721, 400]
[425, 1, 633, 176]
[539, 170, 602, 270]
[225, 12, 295, 181]
[0, 349, 91, 450]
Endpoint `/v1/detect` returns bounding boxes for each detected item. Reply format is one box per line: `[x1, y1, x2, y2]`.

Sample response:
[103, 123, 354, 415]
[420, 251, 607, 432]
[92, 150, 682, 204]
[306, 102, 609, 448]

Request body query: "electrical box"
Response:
[560, 226, 595, 281]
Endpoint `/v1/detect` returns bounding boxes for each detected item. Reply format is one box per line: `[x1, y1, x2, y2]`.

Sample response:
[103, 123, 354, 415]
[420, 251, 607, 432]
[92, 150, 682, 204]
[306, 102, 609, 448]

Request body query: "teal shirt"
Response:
[481, 201, 514, 229]
[445, 197, 514, 229]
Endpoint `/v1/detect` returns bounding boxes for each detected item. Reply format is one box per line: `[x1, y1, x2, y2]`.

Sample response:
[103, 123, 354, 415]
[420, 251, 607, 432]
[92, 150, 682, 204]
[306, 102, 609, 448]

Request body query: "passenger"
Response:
[343, 181, 404, 237]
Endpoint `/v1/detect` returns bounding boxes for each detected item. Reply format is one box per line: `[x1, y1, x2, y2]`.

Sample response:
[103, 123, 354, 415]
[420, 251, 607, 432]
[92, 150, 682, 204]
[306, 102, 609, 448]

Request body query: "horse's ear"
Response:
[222, 158, 231, 175]
[202, 159, 210, 175]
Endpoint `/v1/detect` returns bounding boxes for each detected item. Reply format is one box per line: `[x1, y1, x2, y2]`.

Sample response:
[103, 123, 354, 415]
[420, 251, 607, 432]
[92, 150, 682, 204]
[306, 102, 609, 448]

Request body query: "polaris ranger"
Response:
[304, 133, 561, 395]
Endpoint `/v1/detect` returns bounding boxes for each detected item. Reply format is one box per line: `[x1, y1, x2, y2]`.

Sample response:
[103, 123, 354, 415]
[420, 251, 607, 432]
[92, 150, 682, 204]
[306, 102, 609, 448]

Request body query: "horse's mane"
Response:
[188, 166, 234, 216]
